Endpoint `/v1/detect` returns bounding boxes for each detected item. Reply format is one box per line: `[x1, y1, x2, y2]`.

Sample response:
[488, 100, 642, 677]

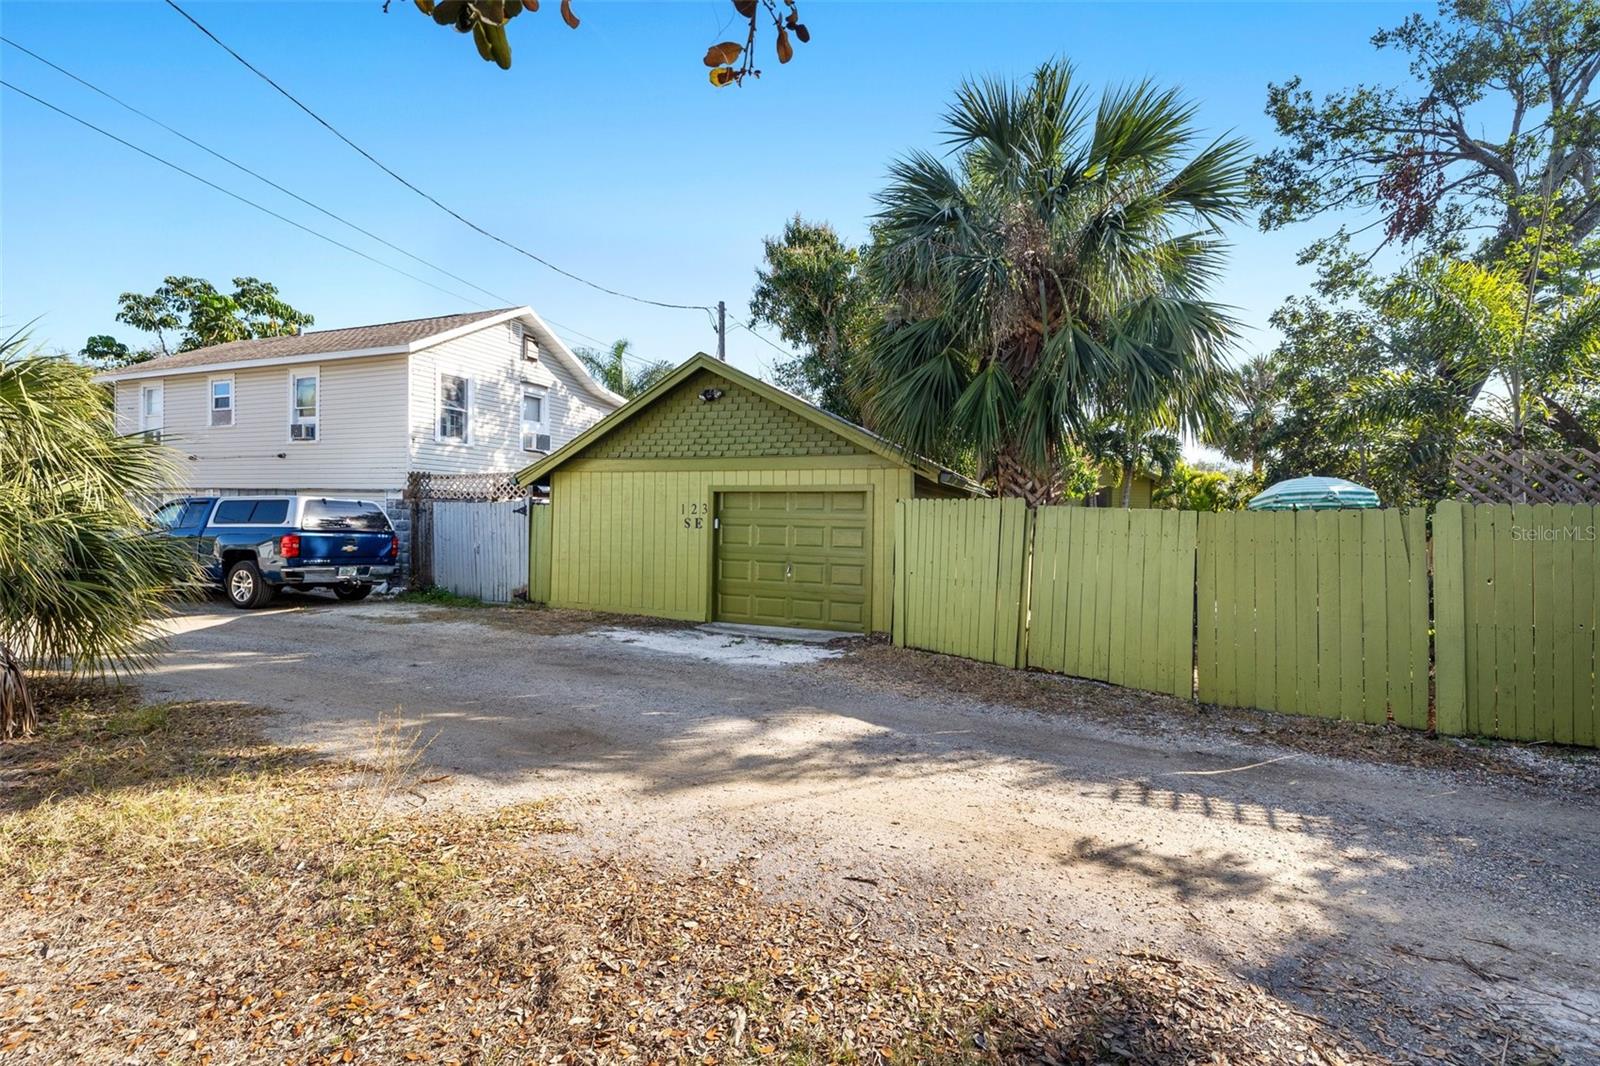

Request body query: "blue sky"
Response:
[2, 0, 1415, 384]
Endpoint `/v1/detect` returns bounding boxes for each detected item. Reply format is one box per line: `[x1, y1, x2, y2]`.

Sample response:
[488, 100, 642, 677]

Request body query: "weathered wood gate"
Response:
[406, 472, 532, 603]
[430, 500, 530, 604]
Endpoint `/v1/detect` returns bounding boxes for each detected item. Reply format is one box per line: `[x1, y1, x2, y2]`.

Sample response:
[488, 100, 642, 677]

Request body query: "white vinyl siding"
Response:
[104, 313, 618, 490]
[112, 355, 410, 490]
[408, 320, 615, 474]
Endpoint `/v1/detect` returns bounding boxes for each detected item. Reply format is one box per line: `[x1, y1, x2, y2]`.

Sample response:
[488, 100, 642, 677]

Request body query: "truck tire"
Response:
[334, 584, 372, 602]
[225, 559, 274, 609]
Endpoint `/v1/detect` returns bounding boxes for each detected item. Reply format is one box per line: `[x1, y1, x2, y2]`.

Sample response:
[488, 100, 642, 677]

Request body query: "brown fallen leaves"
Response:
[825, 641, 1600, 793]
[0, 690, 1382, 1064]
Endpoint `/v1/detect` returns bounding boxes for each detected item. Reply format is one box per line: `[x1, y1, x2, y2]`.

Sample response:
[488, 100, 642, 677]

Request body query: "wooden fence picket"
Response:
[892, 497, 1596, 748]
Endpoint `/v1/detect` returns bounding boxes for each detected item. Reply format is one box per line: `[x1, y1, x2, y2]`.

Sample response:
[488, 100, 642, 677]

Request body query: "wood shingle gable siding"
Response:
[580, 370, 868, 461]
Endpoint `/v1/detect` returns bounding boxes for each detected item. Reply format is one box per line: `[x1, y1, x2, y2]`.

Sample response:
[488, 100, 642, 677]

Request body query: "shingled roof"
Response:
[99, 308, 517, 376]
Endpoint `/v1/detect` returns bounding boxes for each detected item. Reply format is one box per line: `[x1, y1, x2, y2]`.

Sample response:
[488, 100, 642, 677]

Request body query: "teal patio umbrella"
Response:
[1247, 476, 1381, 511]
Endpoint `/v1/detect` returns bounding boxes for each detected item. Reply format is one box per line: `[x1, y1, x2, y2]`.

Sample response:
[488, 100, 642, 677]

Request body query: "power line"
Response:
[163, 0, 714, 315]
[0, 79, 487, 308]
[738, 319, 794, 359]
[0, 34, 518, 312]
[0, 43, 675, 373]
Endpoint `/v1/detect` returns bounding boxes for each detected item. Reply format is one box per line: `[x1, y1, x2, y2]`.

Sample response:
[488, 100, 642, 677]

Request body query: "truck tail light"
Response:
[280, 533, 300, 559]
[389, 534, 399, 558]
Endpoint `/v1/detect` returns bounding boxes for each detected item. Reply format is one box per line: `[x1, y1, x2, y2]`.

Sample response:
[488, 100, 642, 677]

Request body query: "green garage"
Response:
[516, 353, 981, 634]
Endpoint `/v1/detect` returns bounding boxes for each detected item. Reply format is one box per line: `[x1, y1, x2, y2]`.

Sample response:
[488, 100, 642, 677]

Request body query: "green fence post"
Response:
[893, 500, 907, 647]
[1433, 501, 1468, 736]
[1012, 503, 1036, 669]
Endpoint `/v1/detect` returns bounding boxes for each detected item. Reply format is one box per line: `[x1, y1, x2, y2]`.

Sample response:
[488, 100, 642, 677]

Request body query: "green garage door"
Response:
[715, 490, 869, 632]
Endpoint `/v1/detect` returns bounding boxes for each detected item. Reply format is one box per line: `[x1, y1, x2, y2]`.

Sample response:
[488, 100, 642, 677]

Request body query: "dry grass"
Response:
[0, 687, 1386, 1064]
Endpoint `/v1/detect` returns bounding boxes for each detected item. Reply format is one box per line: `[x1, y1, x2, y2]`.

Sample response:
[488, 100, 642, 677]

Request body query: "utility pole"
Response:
[716, 300, 727, 361]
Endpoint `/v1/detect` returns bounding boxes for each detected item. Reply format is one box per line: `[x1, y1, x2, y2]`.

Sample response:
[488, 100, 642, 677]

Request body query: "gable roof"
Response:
[93, 306, 624, 406]
[513, 352, 984, 494]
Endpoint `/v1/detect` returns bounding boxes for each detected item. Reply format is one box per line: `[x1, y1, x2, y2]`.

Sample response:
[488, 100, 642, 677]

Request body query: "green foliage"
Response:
[1208, 356, 1279, 474]
[1082, 423, 1181, 509]
[575, 340, 674, 400]
[749, 216, 877, 425]
[1241, 292, 1475, 506]
[1252, 0, 1600, 258]
[0, 331, 196, 736]
[1154, 461, 1262, 512]
[78, 334, 140, 369]
[401, 0, 810, 84]
[110, 275, 313, 358]
[1055, 438, 1101, 503]
[866, 61, 1248, 502]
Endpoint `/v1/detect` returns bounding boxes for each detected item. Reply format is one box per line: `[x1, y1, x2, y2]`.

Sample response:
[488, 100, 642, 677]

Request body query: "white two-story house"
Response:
[97, 306, 623, 572]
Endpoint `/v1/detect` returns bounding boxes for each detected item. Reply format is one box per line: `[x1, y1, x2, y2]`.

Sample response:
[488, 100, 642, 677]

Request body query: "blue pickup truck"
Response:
[150, 495, 400, 609]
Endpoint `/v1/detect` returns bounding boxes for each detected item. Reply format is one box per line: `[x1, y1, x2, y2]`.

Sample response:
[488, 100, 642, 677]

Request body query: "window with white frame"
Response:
[521, 386, 549, 452]
[289, 370, 318, 442]
[522, 334, 540, 362]
[139, 382, 163, 437]
[209, 376, 234, 427]
[438, 373, 469, 443]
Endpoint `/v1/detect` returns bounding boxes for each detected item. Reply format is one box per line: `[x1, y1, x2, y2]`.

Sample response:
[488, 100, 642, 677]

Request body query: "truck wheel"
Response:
[333, 584, 372, 602]
[225, 560, 274, 609]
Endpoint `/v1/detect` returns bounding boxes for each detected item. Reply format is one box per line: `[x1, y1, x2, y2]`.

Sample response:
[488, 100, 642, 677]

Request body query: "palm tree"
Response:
[1084, 422, 1181, 507]
[867, 61, 1249, 503]
[0, 330, 195, 737]
[1212, 355, 1279, 475]
[576, 339, 675, 400]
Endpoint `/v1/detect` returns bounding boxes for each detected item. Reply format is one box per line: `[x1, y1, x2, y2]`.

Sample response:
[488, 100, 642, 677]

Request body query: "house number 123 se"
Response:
[680, 501, 706, 529]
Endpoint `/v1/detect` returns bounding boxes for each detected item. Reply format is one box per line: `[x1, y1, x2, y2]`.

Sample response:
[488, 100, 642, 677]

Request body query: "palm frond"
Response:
[0, 333, 197, 721]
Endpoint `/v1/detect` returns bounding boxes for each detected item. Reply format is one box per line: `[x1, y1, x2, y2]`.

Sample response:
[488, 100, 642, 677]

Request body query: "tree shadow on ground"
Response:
[122, 605, 1600, 1061]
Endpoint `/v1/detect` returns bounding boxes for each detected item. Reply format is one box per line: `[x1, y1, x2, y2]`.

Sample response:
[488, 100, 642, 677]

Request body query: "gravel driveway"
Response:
[142, 598, 1600, 1062]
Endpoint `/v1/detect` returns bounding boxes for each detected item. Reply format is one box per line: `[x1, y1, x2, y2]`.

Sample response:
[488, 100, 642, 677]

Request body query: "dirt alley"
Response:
[139, 599, 1600, 1061]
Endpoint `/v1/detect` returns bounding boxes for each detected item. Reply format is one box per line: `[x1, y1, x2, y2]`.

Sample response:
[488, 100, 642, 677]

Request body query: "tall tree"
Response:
[0, 330, 195, 738]
[575, 339, 674, 399]
[1083, 422, 1182, 508]
[95, 275, 314, 366]
[868, 61, 1249, 503]
[79, 334, 135, 368]
[1211, 355, 1282, 475]
[749, 216, 877, 424]
[1400, 248, 1600, 450]
[1253, 0, 1600, 259]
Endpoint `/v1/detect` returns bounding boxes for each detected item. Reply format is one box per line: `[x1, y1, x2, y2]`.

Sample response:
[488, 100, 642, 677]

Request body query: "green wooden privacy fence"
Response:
[1196, 509, 1429, 729]
[528, 503, 553, 605]
[894, 497, 1031, 667]
[1434, 501, 1598, 745]
[892, 498, 1600, 748]
[1026, 508, 1196, 699]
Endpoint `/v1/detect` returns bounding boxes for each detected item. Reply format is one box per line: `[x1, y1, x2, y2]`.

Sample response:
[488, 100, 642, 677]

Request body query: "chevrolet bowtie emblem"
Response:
[341, 544, 358, 553]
